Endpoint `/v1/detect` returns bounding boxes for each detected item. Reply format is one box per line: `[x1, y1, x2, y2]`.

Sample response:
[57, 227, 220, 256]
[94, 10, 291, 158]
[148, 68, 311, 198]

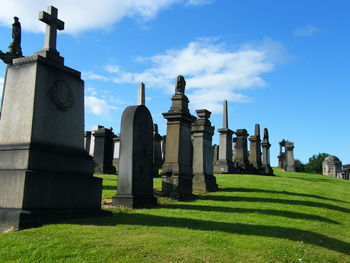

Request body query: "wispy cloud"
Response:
[0, 0, 213, 34]
[294, 25, 320, 37]
[85, 96, 119, 116]
[92, 38, 286, 113]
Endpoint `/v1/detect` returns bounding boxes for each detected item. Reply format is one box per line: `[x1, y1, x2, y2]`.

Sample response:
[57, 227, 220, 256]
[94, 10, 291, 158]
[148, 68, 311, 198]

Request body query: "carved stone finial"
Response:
[264, 128, 269, 140]
[0, 16, 23, 64]
[175, 75, 186, 95]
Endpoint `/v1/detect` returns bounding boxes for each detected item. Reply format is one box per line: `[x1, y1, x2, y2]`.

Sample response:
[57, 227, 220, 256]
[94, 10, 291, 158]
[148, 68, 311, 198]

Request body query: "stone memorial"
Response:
[161, 76, 196, 199]
[261, 128, 274, 175]
[278, 140, 295, 172]
[212, 144, 219, 164]
[249, 124, 263, 174]
[112, 105, 157, 208]
[160, 135, 166, 164]
[0, 6, 104, 231]
[84, 131, 92, 153]
[192, 109, 218, 192]
[93, 126, 116, 174]
[112, 135, 120, 172]
[153, 124, 163, 177]
[137, 82, 145, 106]
[234, 129, 251, 173]
[322, 156, 342, 178]
[213, 100, 234, 174]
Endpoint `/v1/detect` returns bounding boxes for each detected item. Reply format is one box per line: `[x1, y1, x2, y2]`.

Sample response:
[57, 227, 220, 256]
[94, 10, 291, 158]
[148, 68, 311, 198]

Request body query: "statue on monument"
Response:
[175, 75, 186, 94]
[0, 16, 23, 64]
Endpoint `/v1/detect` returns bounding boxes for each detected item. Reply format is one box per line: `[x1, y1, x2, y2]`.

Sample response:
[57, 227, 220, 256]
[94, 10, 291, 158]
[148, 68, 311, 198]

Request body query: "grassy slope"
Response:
[0, 169, 349, 263]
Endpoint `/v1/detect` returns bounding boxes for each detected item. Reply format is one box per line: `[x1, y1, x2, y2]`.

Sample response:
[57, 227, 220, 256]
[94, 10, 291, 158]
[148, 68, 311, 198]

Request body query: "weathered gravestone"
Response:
[161, 76, 196, 199]
[112, 105, 157, 208]
[153, 124, 163, 177]
[192, 109, 218, 192]
[249, 124, 263, 174]
[0, 6, 104, 232]
[213, 100, 234, 174]
[234, 129, 251, 173]
[261, 128, 274, 175]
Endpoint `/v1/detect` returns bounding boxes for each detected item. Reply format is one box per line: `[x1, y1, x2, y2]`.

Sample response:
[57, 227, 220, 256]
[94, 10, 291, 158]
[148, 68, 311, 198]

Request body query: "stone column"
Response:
[93, 126, 116, 174]
[192, 109, 218, 192]
[161, 75, 196, 200]
[249, 124, 263, 173]
[285, 141, 295, 172]
[112, 135, 120, 172]
[153, 124, 163, 177]
[214, 100, 234, 174]
[278, 139, 286, 169]
[137, 82, 145, 106]
[261, 128, 274, 175]
[212, 144, 219, 164]
[234, 129, 250, 173]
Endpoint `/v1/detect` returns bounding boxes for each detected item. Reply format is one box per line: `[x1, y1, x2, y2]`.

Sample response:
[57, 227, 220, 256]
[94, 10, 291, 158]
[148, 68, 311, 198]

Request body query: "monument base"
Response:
[112, 195, 157, 209]
[262, 165, 275, 176]
[192, 173, 218, 192]
[0, 207, 111, 232]
[161, 174, 193, 200]
[213, 160, 234, 174]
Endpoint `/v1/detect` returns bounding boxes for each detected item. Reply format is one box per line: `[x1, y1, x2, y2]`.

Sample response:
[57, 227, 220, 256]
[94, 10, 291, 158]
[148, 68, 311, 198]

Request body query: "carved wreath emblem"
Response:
[48, 80, 74, 111]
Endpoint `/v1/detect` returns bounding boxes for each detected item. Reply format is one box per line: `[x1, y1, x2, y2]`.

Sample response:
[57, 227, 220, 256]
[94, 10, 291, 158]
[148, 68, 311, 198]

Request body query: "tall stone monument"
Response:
[112, 105, 157, 208]
[213, 100, 234, 174]
[137, 82, 145, 106]
[0, 6, 103, 231]
[192, 109, 218, 192]
[249, 124, 263, 174]
[93, 126, 116, 174]
[261, 128, 274, 175]
[161, 76, 196, 199]
[153, 124, 163, 177]
[234, 129, 251, 173]
[285, 141, 295, 172]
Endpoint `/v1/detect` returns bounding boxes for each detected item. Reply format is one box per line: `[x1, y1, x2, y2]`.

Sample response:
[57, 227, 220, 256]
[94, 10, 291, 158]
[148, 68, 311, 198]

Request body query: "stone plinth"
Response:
[161, 76, 196, 200]
[93, 126, 116, 174]
[285, 142, 295, 172]
[0, 54, 104, 231]
[234, 129, 251, 173]
[112, 105, 157, 208]
[192, 109, 218, 192]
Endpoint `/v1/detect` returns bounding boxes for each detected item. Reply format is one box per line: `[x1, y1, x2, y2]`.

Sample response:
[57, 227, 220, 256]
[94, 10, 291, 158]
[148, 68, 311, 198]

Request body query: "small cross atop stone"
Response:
[39, 6, 64, 54]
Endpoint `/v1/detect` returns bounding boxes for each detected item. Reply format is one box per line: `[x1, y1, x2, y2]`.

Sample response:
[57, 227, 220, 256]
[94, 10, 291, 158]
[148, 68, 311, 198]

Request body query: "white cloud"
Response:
[0, 0, 212, 34]
[98, 38, 286, 113]
[294, 25, 320, 37]
[85, 96, 119, 116]
[82, 71, 110, 82]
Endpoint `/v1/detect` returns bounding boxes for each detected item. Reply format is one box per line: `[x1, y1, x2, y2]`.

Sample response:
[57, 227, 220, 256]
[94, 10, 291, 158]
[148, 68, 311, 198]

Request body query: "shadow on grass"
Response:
[220, 188, 349, 204]
[287, 176, 349, 184]
[74, 213, 350, 256]
[102, 185, 117, 191]
[163, 204, 339, 224]
[199, 196, 350, 213]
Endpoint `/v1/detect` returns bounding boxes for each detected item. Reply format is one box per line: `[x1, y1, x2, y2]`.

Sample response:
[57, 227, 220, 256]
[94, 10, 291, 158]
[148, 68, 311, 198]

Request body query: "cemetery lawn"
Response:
[1, 169, 350, 263]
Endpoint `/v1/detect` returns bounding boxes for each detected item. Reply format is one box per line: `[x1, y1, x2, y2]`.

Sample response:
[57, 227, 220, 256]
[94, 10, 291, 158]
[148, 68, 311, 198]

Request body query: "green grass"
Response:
[1, 169, 350, 263]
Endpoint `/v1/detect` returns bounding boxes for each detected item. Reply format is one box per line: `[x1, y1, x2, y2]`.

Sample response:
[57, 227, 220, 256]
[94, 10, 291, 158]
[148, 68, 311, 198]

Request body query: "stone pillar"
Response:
[84, 131, 92, 153]
[93, 126, 116, 174]
[112, 136, 120, 172]
[112, 105, 157, 208]
[89, 125, 103, 156]
[161, 75, 196, 200]
[212, 144, 219, 164]
[285, 141, 295, 172]
[192, 109, 218, 192]
[137, 82, 145, 106]
[234, 129, 250, 172]
[261, 128, 274, 175]
[278, 139, 286, 169]
[0, 6, 103, 231]
[160, 135, 166, 164]
[249, 124, 262, 173]
[214, 100, 234, 174]
[153, 124, 163, 177]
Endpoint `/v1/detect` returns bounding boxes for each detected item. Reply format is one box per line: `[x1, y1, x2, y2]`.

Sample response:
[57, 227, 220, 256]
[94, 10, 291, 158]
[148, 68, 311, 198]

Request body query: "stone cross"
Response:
[39, 6, 64, 52]
[223, 100, 228, 129]
[137, 82, 145, 105]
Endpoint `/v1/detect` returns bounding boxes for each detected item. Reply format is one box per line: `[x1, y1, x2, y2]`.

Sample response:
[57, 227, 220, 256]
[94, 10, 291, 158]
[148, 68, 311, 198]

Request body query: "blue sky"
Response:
[0, 0, 349, 166]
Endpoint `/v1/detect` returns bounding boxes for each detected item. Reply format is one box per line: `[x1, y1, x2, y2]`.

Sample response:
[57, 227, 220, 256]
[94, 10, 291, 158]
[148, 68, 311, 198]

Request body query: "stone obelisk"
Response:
[261, 128, 274, 175]
[213, 100, 234, 174]
[137, 82, 145, 106]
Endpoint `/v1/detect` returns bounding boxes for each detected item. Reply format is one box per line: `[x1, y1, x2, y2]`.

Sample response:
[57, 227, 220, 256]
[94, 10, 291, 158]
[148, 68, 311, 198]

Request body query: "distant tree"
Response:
[294, 159, 305, 172]
[304, 153, 330, 174]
